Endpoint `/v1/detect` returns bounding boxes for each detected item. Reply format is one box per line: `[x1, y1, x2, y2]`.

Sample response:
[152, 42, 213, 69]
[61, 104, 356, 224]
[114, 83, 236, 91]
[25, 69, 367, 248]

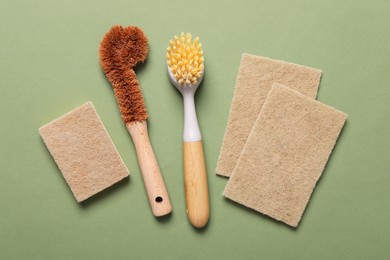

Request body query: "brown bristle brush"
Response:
[99, 25, 172, 217]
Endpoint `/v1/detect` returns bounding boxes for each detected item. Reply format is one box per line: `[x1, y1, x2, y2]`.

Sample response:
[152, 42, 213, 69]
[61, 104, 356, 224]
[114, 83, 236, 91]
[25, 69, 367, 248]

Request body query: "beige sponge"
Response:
[216, 53, 322, 177]
[223, 84, 347, 227]
[39, 102, 129, 202]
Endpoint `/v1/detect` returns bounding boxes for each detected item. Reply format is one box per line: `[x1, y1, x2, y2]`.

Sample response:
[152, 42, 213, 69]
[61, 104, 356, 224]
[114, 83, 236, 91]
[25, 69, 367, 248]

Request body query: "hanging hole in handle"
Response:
[155, 196, 163, 203]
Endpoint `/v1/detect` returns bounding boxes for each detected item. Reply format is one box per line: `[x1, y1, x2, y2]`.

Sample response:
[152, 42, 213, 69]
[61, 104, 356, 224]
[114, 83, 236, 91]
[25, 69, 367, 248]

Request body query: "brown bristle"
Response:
[99, 25, 148, 123]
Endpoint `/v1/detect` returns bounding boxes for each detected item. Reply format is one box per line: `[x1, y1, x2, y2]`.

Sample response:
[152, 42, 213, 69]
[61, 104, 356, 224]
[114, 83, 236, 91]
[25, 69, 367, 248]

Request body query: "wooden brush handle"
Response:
[183, 141, 209, 228]
[127, 121, 172, 217]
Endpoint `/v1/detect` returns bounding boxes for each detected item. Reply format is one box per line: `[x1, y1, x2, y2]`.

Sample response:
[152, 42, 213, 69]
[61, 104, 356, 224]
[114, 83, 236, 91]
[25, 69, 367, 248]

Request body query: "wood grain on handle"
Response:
[183, 141, 210, 228]
[127, 121, 172, 217]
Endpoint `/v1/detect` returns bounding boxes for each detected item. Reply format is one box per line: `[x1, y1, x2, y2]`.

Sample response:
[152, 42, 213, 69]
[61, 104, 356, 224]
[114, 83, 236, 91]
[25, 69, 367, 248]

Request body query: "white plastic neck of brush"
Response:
[182, 87, 201, 142]
[167, 64, 204, 142]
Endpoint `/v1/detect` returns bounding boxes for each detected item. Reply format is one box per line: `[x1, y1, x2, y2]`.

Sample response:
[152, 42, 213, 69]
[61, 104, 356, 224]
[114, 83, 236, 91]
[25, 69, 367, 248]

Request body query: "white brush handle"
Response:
[183, 89, 201, 142]
[127, 121, 172, 217]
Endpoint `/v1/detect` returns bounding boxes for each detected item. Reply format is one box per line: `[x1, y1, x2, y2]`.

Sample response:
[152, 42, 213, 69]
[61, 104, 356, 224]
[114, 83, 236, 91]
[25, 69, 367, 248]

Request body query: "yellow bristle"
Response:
[167, 33, 204, 86]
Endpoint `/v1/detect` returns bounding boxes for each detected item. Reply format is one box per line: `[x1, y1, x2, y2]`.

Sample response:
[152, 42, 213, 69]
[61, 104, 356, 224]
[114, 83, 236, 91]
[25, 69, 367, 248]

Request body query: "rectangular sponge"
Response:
[216, 53, 322, 177]
[223, 84, 347, 227]
[39, 102, 129, 202]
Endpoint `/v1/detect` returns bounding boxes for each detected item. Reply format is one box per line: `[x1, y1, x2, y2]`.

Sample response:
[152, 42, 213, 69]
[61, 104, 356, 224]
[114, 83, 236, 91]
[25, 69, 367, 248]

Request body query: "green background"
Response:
[1, 0, 389, 259]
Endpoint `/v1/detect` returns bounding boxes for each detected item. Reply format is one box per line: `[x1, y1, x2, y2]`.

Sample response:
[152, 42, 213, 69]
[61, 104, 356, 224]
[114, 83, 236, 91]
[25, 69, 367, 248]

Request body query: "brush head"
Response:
[99, 25, 148, 123]
[166, 33, 204, 87]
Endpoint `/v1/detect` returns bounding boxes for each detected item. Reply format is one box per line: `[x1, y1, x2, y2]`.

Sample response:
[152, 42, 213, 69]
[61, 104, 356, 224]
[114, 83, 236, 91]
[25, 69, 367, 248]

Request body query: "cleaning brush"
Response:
[99, 25, 172, 217]
[167, 33, 209, 228]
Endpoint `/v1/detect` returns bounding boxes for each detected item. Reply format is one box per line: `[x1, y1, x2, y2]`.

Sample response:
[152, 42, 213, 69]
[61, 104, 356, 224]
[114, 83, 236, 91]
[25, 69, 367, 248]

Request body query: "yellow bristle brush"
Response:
[166, 33, 209, 228]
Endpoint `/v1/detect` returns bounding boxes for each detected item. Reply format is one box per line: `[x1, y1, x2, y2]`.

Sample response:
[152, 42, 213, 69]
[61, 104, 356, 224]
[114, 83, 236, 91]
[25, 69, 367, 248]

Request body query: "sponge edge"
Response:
[39, 102, 129, 202]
